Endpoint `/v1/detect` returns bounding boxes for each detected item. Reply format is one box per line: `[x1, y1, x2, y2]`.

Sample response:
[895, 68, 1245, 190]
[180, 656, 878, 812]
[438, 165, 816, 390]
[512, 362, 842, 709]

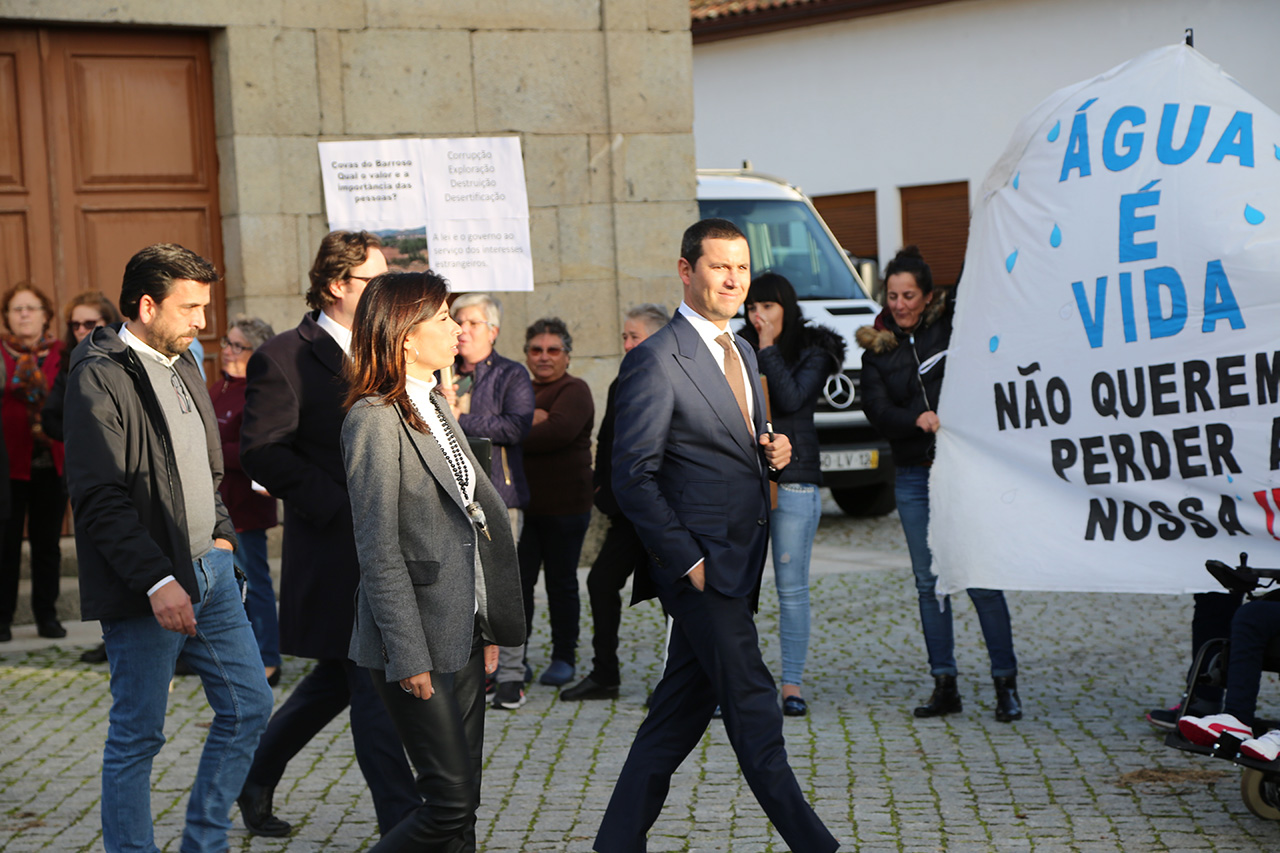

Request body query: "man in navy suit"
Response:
[594, 220, 839, 853]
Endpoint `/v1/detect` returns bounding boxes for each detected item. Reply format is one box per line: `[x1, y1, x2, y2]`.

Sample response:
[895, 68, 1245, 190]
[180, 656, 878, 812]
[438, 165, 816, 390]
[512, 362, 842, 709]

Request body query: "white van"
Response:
[697, 168, 895, 515]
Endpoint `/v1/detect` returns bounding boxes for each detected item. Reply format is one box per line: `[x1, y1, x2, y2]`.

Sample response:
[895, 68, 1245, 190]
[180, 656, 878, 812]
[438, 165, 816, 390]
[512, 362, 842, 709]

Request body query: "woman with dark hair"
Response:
[519, 316, 594, 688]
[211, 315, 281, 685]
[341, 271, 524, 851]
[739, 273, 844, 716]
[857, 246, 1021, 722]
[42, 290, 121, 660]
[0, 283, 65, 641]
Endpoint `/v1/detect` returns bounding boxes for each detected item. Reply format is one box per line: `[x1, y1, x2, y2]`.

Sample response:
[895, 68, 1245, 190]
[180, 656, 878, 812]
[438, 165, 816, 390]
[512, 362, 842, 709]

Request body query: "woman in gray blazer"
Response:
[341, 270, 525, 851]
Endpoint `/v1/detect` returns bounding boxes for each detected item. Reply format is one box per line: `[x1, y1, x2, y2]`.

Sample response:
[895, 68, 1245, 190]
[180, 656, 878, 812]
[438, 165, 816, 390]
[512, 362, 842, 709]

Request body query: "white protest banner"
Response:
[419, 136, 533, 292]
[318, 136, 533, 289]
[931, 44, 1280, 595]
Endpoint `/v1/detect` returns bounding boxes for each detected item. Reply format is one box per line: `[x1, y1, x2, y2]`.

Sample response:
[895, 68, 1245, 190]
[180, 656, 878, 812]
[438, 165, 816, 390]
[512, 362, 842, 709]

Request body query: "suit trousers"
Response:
[584, 515, 649, 684]
[595, 585, 838, 853]
[368, 628, 488, 853]
[244, 658, 419, 834]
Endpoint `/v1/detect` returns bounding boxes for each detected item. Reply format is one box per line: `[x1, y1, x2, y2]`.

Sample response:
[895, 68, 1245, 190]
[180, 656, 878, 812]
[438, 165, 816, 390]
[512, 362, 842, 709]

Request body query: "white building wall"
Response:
[692, 0, 1280, 264]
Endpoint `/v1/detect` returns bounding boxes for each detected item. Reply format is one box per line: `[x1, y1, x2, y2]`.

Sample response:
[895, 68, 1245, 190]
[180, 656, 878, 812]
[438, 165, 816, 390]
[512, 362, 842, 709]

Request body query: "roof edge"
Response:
[692, 0, 963, 44]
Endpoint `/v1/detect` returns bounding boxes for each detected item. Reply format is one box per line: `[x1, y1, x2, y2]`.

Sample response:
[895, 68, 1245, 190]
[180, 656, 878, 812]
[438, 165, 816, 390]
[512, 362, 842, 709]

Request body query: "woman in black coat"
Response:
[740, 273, 844, 717]
[857, 246, 1021, 722]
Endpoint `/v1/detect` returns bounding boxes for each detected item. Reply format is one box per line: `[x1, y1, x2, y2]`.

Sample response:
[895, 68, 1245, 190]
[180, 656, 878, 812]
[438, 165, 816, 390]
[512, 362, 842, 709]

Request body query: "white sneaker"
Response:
[1178, 712, 1252, 746]
[1240, 729, 1280, 762]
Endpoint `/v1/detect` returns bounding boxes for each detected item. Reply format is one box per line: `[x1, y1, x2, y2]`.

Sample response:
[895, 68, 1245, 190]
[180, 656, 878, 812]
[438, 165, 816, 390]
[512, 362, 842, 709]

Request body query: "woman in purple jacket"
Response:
[211, 315, 281, 685]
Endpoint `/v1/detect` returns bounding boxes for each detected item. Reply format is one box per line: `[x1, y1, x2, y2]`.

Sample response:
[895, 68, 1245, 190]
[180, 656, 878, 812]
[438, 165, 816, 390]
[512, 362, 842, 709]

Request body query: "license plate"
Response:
[820, 449, 879, 472]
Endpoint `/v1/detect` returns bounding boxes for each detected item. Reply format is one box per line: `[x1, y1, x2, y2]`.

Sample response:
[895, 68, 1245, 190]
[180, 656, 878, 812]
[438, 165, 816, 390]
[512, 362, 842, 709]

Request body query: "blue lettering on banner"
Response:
[1103, 106, 1146, 171]
[1059, 112, 1093, 182]
[1118, 183, 1161, 262]
[1145, 266, 1188, 339]
[1208, 111, 1255, 166]
[1156, 103, 1210, 164]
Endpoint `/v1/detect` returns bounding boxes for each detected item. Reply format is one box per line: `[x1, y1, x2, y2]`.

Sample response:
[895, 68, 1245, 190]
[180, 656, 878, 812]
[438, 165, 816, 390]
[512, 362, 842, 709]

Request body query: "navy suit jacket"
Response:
[611, 311, 772, 604]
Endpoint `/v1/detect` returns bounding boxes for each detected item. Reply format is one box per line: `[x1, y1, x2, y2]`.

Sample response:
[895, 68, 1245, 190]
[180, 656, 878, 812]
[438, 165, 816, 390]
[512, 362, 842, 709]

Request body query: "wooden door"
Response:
[0, 26, 224, 375]
[900, 181, 970, 287]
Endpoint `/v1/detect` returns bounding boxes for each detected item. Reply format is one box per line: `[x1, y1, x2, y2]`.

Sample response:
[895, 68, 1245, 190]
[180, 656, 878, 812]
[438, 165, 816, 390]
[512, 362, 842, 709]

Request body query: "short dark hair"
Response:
[525, 317, 572, 354]
[883, 245, 934, 295]
[680, 218, 746, 269]
[307, 230, 383, 312]
[119, 244, 219, 320]
[344, 271, 451, 433]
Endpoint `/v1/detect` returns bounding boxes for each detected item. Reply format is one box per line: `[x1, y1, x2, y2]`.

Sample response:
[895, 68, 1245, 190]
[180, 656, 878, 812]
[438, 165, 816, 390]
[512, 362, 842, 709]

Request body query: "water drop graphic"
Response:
[1274, 144, 1280, 160]
[1245, 204, 1266, 225]
[1226, 474, 1234, 484]
[1047, 121, 1061, 142]
[1012, 171, 1020, 190]
[1005, 249, 1018, 272]
[989, 336, 999, 353]
[1050, 224, 1062, 248]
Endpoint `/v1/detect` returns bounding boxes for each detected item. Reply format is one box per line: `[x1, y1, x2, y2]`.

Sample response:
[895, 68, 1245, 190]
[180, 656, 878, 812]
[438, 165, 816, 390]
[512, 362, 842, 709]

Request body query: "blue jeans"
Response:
[895, 465, 1017, 678]
[100, 547, 273, 853]
[235, 528, 282, 668]
[771, 482, 821, 687]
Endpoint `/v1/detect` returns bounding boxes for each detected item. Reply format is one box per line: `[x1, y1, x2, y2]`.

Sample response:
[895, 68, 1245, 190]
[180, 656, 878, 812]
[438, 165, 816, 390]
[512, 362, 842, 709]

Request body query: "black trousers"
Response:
[595, 585, 838, 853]
[245, 658, 420, 833]
[518, 511, 590, 665]
[0, 470, 66, 626]
[369, 629, 488, 853]
[584, 515, 649, 684]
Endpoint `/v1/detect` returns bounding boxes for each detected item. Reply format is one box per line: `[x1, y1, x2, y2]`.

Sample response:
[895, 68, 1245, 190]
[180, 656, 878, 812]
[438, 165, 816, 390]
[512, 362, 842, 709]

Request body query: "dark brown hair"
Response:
[61, 289, 122, 353]
[884, 245, 934, 295]
[119, 243, 219, 320]
[308, 230, 382, 311]
[1, 283, 56, 338]
[680, 218, 747, 269]
[344, 270, 450, 432]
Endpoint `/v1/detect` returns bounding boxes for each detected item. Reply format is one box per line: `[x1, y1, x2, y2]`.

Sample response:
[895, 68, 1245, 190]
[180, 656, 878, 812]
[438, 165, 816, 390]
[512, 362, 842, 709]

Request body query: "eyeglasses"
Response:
[220, 336, 253, 355]
[69, 320, 103, 332]
[527, 346, 565, 356]
[347, 274, 376, 283]
[170, 370, 193, 414]
[458, 320, 494, 329]
[9, 305, 43, 314]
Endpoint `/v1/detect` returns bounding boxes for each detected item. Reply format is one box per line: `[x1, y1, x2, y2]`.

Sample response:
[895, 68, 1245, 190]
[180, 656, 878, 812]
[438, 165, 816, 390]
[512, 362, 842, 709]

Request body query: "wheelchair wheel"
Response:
[1240, 768, 1280, 820]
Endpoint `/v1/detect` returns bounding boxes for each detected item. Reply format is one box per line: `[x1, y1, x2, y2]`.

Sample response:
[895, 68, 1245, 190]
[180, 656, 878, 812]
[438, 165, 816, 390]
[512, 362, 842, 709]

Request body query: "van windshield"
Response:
[697, 198, 866, 300]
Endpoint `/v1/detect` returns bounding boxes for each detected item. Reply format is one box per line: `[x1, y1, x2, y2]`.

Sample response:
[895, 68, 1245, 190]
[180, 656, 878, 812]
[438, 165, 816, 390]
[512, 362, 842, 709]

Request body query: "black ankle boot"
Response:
[914, 674, 962, 718]
[994, 675, 1022, 722]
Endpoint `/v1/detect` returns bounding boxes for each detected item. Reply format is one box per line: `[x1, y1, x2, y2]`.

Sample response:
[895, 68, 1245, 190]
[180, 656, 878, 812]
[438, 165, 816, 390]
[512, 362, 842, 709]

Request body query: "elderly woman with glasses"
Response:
[518, 317, 594, 688]
[443, 293, 534, 710]
[210, 315, 282, 685]
[0, 283, 66, 642]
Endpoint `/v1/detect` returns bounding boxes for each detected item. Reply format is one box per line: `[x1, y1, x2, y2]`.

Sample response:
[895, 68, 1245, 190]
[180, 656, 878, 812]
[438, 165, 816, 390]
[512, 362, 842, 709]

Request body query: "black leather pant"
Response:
[369, 626, 487, 853]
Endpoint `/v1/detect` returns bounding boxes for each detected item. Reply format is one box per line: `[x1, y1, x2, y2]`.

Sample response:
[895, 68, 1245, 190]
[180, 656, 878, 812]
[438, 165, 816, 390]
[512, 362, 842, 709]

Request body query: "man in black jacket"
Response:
[235, 231, 419, 837]
[64, 243, 273, 853]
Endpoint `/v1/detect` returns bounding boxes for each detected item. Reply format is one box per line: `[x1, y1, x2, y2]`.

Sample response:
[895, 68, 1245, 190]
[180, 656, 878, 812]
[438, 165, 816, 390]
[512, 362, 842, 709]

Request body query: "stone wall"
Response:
[1, 0, 698, 396]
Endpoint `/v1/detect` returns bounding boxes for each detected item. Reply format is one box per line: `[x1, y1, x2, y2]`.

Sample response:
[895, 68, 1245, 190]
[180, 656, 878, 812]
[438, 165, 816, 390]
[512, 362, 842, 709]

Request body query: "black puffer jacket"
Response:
[856, 289, 952, 468]
[754, 323, 845, 485]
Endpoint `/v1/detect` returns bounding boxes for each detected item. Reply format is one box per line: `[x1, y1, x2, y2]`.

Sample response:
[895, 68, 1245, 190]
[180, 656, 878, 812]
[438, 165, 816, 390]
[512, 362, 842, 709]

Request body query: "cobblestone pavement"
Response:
[3, 495, 1280, 851]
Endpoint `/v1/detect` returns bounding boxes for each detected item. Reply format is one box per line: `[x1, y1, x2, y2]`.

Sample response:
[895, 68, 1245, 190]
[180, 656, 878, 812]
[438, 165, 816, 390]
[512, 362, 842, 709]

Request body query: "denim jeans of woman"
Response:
[894, 465, 1016, 678]
[235, 528, 282, 668]
[771, 482, 821, 686]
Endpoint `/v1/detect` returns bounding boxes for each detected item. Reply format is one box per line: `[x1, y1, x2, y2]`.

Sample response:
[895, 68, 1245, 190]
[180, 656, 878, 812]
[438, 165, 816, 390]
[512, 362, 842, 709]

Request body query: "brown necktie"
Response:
[715, 332, 754, 437]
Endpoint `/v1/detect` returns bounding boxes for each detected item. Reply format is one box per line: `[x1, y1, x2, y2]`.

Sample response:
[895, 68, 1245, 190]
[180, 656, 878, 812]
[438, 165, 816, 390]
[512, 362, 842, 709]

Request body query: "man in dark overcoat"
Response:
[235, 231, 419, 837]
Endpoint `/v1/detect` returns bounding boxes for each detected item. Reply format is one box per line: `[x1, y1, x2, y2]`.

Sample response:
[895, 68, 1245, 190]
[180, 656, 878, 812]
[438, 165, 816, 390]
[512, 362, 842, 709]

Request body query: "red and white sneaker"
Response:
[1178, 713, 1252, 746]
[1240, 729, 1280, 762]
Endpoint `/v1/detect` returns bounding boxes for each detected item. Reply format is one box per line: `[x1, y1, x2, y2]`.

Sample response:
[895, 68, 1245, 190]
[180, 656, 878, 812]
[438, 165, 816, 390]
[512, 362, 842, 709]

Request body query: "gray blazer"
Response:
[342, 392, 525, 681]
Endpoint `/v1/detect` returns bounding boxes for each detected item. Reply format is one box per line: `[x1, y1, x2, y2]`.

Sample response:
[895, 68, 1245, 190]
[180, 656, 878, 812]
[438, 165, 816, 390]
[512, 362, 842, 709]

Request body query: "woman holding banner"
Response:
[857, 246, 1022, 722]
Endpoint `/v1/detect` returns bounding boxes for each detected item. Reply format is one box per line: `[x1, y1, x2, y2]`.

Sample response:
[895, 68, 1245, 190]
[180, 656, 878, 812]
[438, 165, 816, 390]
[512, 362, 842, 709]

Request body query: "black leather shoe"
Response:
[994, 675, 1022, 722]
[80, 643, 108, 663]
[238, 783, 292, 837]
[914, 674, 962, 718]
[783, 696, 808, 717]
[560, 675, 620, 702]
[37, 619, 66, 639]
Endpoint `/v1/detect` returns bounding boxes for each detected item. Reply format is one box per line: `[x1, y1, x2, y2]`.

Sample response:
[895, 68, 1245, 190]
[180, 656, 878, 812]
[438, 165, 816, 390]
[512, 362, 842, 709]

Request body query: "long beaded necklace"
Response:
[405, 392, 491, 540]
